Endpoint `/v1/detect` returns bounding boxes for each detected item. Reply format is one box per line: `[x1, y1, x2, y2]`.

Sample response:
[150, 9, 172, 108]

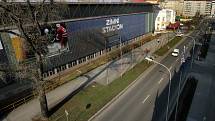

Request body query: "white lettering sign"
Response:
[102, 18, 123, 33]
[0, 40, 3, 50]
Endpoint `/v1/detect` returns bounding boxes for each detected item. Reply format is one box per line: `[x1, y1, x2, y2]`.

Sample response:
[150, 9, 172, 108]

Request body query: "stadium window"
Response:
[49, 71, 52, 76]
[57, 67, 61, 73]
[96, 52, 99, 56]
[68, 64, 72, 68]
[47, 72, 50, 77]
[43, 73, 47, 78]
[72, 61, 76, 66]
[62, 66, 65, 70]
[82, 58, 86, 62]
[79, 59, 83, 64]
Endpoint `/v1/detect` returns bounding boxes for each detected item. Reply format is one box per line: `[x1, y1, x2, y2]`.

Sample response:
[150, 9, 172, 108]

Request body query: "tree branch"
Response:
[27, 0, 42, 35]
[0, 4, 20, 22]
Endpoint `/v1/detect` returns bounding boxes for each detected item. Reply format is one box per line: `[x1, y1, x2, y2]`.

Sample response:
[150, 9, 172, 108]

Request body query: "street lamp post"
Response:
[120, 36, 123, 77]
[182, 35, 195, 69]
[174, 52, 185, 121]
[145, 57, 172, 121]
[174, 32, 196, 69]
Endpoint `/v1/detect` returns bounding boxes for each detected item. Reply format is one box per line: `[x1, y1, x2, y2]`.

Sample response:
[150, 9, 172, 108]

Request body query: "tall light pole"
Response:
[182, 35, 195, 69]
[105, 38, 109, 85]
[120, 36, 123, 77]
[174, 32, 196, 69]
[145, 57, 172, 121]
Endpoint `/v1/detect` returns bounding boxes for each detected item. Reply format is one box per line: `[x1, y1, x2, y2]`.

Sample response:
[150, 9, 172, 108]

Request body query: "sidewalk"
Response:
[186, 33, 215, 121]
[3, 33, 174, 121]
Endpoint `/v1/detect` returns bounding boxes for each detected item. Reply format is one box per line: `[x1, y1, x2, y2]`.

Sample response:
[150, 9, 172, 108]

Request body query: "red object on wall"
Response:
[167, 21, 180, 30]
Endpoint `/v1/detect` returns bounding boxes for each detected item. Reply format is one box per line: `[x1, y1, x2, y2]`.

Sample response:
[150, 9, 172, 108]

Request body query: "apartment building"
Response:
[183, 0, 212, 17]
[160, 1, 184, 15]
[211, 1, 215, 15]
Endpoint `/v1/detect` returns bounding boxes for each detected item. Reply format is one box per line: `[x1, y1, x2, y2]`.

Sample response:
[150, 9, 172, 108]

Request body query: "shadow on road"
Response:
[151, 57, 191, 121]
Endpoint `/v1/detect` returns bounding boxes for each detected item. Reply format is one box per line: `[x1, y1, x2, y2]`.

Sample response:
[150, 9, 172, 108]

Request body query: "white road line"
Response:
[142, 95, 150, 104]
[158, 77, 164, 84]
[169, 66, 173, 70]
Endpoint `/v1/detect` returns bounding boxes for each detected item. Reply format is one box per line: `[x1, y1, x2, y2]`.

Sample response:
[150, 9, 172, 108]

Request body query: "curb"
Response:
[88, 60, 157, 121]
[88, 31, 194, 121]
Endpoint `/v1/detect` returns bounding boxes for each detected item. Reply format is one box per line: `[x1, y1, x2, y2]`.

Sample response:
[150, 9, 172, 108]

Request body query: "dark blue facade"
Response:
[43, 13, 152, 72]
[67, 13, 146, 43]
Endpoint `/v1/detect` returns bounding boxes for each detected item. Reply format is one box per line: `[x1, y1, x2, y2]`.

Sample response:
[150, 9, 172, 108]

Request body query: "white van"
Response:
[172, 49, 179, 57]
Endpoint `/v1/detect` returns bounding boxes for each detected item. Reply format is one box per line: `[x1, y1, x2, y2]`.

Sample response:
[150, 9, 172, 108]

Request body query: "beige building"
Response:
[211, 1, 215, 15]
[159, 1, 184, 15]
[183, 0, 212, 17]
[160, 0, 215, 17]
[145, 0, 160, 4]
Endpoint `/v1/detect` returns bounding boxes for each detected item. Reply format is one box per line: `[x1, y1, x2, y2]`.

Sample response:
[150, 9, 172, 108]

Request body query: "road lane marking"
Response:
[169, 66, 173, 70]
[158, 77, 164, 84]
[142, 95, 150, 104]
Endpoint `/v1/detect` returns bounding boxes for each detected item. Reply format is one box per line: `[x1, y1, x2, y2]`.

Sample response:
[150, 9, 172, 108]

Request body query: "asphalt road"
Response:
[91, 32, 197, 121]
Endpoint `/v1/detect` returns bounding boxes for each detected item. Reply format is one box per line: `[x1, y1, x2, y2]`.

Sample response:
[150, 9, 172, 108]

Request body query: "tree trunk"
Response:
[36, 54, 48, 119]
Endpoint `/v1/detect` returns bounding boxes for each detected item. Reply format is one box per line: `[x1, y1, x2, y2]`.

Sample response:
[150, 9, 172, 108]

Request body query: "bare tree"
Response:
[0, 1, 67, 120]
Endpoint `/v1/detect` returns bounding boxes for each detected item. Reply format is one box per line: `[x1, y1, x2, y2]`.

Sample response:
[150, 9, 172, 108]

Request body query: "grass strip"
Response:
[44, 35, 160, 92]
[154, 36, 182, 56]
[49, 60, 152, 121]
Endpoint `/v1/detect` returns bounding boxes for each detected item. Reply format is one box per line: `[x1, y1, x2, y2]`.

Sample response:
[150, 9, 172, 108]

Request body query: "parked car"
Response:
[172, 49, 179, 57]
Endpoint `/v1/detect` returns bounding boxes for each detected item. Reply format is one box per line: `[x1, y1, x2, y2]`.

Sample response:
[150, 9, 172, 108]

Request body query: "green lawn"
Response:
[48, 34, 175, 121]
[44, 35, 158, 93]
[49, 60, 151, 121]
[154, 36, 182, 56]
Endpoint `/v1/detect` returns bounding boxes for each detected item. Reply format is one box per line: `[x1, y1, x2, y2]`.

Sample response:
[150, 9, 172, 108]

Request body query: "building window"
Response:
[157, 17, 160, 21]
